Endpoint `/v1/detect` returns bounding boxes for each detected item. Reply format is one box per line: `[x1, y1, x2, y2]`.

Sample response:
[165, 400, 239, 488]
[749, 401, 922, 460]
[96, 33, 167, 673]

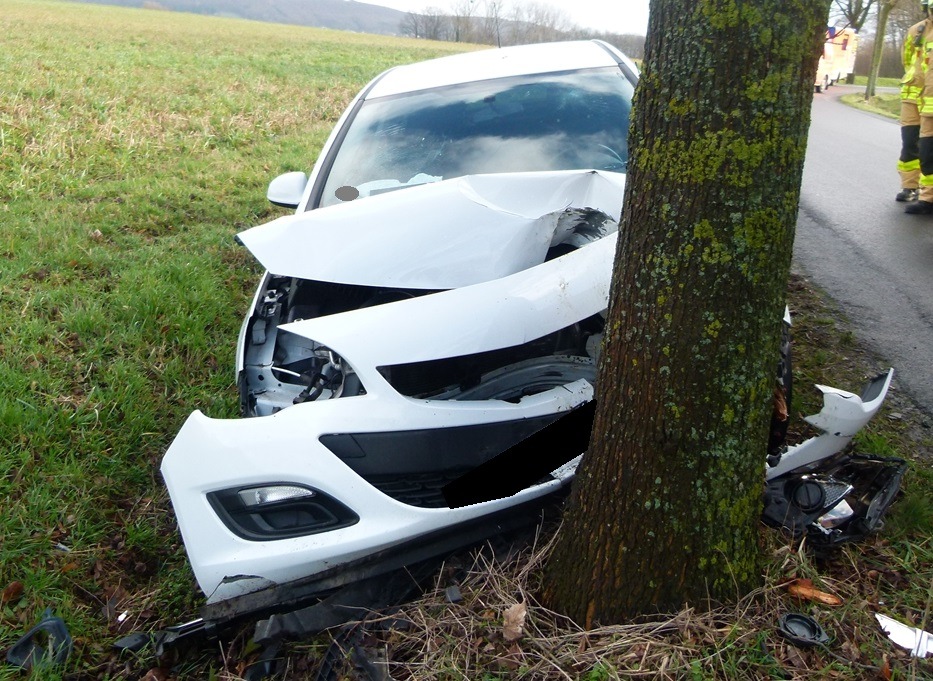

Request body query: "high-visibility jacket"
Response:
[903, 19, 929, 102]
[916, 21, 933, 114]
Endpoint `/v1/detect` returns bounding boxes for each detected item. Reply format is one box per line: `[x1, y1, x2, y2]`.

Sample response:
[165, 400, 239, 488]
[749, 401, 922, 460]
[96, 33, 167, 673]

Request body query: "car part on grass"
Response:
[5, 608, 72, 670]
[875, 613, 933, 658]
[777, 613, 831, 647]
[762, 452, 906, 545]
[765, 369, 894, 480]
[762, 369, 904, 545]
[133, 493, 563, 657]
[762, 369, 904, 544]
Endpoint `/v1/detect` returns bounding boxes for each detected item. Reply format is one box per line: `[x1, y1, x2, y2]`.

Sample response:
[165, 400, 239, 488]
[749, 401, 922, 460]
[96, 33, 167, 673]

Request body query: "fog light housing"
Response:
[208, 483, 358, 541]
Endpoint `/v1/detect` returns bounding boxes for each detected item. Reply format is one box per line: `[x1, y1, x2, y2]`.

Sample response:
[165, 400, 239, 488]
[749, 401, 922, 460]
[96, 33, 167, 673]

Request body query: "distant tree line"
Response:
[400, 0, 645, 58]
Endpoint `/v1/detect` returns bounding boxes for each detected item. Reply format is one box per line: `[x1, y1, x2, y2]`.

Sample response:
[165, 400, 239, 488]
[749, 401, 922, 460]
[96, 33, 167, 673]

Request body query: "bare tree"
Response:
[421, 7, 450, 41]
[888, 0, 926, 58]
[832, 0, 876, 29]
[543, 0, 829, 622]
[400, 12, 423, 38]
[867, 0, 898, 97]
[483, 0, 506, 47]
[508, 1, 570, 43]
[449, 0, 478, 42]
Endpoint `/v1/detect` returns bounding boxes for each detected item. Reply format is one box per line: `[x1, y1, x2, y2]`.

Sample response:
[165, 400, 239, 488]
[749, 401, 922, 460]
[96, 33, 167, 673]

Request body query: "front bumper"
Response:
[161, 380, 591, 603]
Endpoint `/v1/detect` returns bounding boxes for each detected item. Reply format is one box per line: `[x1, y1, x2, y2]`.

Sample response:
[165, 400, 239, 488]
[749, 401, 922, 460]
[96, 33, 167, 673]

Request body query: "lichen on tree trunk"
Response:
[542, 0, 830, 624]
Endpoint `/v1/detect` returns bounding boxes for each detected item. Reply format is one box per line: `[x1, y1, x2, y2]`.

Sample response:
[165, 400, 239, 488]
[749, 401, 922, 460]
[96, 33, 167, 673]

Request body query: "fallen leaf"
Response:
[840, 640, 862, 663]
[503, 602, 527, 642]
[139, 668, 168, 681]
[773, 385, 788, 421]
[782, 644, 809, 670]
[0, 581, 24, 606]
[786, 578, 843, 606]
[880, 655, 892, 680]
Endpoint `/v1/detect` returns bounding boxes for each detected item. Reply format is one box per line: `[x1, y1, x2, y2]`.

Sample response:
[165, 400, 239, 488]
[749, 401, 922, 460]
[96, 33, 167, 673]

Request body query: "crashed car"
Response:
[160, 41, 903, 628]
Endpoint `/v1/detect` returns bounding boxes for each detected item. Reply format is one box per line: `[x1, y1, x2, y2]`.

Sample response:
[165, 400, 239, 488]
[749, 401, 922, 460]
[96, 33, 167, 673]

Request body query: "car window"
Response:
[317, 67, 634, 208]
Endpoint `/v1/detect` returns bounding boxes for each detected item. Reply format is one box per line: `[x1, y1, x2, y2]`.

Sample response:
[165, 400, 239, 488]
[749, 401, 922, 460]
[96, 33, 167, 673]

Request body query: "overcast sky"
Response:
[362, 0, 650, 35]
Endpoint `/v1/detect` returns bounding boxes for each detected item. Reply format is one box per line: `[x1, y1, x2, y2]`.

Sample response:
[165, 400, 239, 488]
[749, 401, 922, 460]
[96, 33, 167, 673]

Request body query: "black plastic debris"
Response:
[315, 621, 390, 681]
[762, 453, 907, 545]
[243, 640, 283, 681]
[5, 608, 73, 670]
[445, 585, 463, 603]
[113, 632, 153, 655]
[777, 613, 830, 647]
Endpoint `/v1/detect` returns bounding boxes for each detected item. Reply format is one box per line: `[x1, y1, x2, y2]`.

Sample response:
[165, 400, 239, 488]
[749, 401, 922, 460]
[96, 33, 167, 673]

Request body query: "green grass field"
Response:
[1, 2, 931, 679]
[0, 1, 470, 676]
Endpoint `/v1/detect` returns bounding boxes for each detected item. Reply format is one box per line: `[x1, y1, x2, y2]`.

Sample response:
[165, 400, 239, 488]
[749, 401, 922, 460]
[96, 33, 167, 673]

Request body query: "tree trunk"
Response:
[866, 1, 893, 99]
[542, 0, 829, 625]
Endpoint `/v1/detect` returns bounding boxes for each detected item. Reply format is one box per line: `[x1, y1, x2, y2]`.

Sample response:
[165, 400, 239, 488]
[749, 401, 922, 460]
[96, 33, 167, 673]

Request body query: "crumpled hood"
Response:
[236, 170, 625, 289]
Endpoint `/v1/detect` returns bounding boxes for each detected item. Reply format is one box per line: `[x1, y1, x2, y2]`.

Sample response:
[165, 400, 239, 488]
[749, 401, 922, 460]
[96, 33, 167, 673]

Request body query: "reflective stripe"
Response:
[919, 174, 933, 187]
[899, 159, 922, 172]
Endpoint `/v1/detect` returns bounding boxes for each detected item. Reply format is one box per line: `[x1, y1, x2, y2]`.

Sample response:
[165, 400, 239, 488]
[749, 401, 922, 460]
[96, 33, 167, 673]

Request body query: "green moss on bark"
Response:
[542, 0, 830, 625]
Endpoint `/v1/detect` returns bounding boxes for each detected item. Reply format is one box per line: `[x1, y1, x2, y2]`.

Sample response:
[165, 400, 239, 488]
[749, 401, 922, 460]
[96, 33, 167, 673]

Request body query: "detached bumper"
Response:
[766, 369, 894, 480]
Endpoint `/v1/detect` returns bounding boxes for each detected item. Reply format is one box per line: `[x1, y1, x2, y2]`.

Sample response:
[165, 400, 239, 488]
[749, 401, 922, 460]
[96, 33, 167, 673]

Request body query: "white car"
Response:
[160, 41, 901, 630]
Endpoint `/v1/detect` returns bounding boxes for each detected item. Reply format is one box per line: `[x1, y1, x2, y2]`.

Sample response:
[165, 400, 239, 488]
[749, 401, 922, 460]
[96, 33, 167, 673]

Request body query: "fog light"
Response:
[238, 485, 315, 507]
[208, 483, 358, 541]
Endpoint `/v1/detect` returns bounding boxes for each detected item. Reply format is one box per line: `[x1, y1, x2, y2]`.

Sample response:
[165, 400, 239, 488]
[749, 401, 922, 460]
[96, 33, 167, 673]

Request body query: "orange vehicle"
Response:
[815, 27, 859, 92]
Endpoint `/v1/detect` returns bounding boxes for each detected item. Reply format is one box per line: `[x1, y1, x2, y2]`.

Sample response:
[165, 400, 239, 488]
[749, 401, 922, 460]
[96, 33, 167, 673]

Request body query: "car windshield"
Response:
[316, 67, 634, 208]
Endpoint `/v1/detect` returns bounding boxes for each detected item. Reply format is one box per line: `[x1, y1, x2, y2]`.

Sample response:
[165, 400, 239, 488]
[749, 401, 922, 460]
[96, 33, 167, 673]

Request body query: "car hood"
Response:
[237, 170, 625, 289]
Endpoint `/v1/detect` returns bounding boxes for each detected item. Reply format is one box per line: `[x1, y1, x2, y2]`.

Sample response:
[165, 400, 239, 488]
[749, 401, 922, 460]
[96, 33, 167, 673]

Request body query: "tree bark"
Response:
[866, 1, 894, 98]
[542, 0, 829, 624]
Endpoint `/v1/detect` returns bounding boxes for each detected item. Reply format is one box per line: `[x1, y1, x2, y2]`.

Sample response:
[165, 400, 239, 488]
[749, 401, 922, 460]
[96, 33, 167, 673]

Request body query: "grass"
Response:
[0, 1, 471, 677]
[841, 92, 901, 119]
[850, 75, 902, 89]
[1, 2, 931, 679]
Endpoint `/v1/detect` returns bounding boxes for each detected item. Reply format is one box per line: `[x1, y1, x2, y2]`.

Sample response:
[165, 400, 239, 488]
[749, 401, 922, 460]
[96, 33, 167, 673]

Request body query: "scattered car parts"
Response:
[777, 613, 831, 648]
[762, 370, 906, 545]
[5, 608, 72, 670]
[876, 613, 933, 658]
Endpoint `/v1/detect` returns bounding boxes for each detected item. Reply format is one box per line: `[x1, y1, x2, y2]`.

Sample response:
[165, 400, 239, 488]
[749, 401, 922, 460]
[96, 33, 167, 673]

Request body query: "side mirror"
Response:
[267, 172, 309, 209]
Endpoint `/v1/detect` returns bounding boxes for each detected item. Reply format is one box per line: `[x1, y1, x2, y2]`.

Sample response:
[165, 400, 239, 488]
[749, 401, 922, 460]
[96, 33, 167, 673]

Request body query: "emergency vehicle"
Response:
[816, 26, 859, 92]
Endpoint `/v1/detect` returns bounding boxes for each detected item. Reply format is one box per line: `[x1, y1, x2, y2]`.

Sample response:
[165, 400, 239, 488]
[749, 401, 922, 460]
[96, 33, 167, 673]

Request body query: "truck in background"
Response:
[815, 27, 858, 92]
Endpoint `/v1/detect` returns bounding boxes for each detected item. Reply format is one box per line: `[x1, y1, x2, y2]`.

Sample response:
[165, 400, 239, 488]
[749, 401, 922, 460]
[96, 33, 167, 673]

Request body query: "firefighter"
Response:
[906, 0, 933, 213]
[897, 12, 928, 203]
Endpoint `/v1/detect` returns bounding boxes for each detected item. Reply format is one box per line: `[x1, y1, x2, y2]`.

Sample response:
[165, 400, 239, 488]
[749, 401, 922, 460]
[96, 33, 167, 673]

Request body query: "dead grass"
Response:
[292, 523, 931, 681]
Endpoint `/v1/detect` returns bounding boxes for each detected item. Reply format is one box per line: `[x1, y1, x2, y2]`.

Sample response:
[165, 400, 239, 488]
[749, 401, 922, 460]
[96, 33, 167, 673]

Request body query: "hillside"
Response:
[66, 0, 409, 35]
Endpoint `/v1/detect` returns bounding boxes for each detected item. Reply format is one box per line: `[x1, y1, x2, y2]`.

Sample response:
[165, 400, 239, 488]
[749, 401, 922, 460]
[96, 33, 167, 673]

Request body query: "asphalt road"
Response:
[794, 85, 933, 416]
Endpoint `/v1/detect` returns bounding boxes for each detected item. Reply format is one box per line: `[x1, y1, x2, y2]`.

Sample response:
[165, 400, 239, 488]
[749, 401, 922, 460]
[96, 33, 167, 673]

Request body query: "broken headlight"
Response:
[762, 454, 907, 545]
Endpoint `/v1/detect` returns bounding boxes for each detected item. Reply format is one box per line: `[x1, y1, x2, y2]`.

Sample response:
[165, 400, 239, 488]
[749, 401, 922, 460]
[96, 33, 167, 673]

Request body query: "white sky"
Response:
[362, 0, 650, 35]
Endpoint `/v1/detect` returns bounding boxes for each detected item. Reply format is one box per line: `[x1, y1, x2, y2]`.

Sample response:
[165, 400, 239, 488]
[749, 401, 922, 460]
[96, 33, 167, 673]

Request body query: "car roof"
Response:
[366, 40, 627, 99]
